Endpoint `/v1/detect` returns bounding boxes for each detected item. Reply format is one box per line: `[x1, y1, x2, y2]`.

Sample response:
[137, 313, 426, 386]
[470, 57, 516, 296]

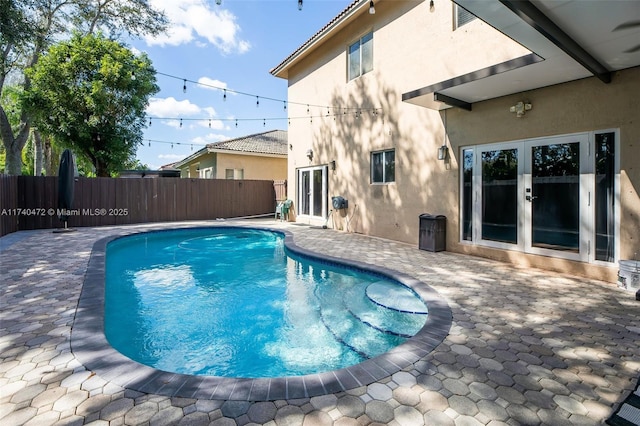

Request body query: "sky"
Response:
[128, 0, 352, 170]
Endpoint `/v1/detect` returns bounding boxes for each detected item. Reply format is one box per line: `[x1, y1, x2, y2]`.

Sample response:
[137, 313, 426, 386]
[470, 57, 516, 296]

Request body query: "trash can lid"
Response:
[419, 213, 446, 219]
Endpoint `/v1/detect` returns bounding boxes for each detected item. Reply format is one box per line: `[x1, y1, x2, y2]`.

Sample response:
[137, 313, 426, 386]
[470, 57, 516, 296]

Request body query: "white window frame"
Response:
[348, 31, 373, 81]
[454, 4, 477, 29]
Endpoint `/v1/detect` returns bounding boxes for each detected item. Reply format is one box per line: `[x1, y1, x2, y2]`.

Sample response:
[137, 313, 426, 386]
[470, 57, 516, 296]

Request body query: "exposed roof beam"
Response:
[499, 0, 611, 83]
[434, 93, 472, 111]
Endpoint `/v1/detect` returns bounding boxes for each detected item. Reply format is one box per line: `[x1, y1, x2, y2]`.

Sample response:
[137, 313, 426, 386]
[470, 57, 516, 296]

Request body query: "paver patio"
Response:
[1, 219, 638, 425]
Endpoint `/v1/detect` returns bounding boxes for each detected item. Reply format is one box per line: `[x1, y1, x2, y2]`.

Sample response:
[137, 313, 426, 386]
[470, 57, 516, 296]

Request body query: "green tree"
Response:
[25, 33, 158, 177]
[0, 0, 167, 175]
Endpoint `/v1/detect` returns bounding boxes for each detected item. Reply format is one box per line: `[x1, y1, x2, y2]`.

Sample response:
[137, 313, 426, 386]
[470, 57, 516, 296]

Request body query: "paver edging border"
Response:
[71, 224, 452, 401]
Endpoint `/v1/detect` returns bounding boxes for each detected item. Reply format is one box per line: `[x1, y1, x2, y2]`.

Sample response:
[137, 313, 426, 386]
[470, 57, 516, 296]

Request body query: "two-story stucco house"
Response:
[271, 0, 640, 283]
[174, 130, 288, 180]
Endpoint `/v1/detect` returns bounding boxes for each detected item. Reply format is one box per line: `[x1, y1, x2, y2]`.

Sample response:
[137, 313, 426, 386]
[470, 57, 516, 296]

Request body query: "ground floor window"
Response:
[297, 165, 328, 219]
[371, 149, 395, 183]
[460, 130, 618, 264]
[225, 168, 244, 180]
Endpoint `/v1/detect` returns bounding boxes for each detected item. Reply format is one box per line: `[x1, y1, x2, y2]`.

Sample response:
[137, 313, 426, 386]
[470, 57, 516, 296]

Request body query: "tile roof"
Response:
[207, 130, 288, 156]
[270, 0, 363, 77]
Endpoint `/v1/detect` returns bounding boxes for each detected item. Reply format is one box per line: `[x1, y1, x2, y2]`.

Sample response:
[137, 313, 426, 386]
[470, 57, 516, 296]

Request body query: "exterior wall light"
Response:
[438, 145, 448, 161]
[510, 101, 532, 118]
[306, 149, 313, 160]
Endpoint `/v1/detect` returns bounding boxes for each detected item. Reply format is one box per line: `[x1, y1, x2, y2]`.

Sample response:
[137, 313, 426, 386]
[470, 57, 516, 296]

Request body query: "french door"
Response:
[463, 131, 618, 264]
[297, 166, 328, 219]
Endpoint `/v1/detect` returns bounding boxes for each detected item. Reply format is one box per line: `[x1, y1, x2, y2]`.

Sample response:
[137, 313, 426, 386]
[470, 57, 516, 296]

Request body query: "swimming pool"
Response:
[105, 227, 428, 378]
[71, 224, 451, 400]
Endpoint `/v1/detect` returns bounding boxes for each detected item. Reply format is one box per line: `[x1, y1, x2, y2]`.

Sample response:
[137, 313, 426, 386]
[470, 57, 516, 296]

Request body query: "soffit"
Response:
[404, 0, 640, 110]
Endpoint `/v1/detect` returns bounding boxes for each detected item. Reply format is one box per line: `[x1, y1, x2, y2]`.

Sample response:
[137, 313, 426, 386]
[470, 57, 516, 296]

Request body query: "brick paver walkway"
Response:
[1, 219, 638, 425]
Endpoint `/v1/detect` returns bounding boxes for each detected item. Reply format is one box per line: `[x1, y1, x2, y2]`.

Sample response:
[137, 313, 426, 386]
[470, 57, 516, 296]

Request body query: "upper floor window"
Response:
[371, 149, 395, 183]
[348, 32, 373, 80]
[454, 4, 477, 29]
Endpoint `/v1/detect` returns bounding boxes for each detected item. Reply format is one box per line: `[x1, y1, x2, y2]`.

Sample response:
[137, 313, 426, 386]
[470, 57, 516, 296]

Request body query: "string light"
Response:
[263, 119, 266, 127]
[256, 96, 260, 107]
[298, 0, 303, 11]
[144, 108, 382, 127]
[154, 71, 381, 116]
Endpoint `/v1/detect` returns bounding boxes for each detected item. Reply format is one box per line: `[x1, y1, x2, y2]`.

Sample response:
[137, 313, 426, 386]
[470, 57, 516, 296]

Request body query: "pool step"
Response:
[314, 281, 427, 358]
[343, 285, 427, 338]
[318, 302, 405, 359]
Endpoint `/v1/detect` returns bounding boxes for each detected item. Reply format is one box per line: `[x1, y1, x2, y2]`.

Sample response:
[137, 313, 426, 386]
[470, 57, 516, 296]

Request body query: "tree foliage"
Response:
[0, 0, 167, 175]
[25, 33, 159, 177]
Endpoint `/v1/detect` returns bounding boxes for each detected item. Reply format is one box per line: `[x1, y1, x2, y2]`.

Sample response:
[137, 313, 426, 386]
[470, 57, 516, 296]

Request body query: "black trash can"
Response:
[419, 214, 446, 252]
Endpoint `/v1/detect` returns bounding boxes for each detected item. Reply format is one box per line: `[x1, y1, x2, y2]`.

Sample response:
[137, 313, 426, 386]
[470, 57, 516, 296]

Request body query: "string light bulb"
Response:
[283, 101, 287, 110]
[223, 89, 227, 101]
[216, 0, 221, 4]
[179, 118, 183, 128]
[298, 0, 303, 11]
[183, 79, 187, 93]
[256, 96, 260, 107]
[369, 0, 375, 14]
[130, 70, 136, 80]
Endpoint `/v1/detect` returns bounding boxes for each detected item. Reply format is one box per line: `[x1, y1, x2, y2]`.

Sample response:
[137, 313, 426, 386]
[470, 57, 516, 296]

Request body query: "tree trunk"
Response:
[5, 143, 24, 175]
[33, 130, 44, 175]
[96, 160, 109, 177]
[44, 136, 54, 176]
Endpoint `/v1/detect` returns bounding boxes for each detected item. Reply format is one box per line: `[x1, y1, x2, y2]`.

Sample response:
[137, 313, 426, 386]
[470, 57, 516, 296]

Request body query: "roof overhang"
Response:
[403, 0, 640, 110]
[270, 0, 367, 79]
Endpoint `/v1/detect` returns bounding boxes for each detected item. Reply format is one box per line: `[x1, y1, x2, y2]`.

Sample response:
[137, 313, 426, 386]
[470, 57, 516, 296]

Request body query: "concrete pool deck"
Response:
[1, 219, 639, 425]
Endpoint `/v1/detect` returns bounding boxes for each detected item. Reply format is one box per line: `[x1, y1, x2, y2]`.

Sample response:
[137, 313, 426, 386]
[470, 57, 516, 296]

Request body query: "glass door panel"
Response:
[530, 142, 580, 252]
[481, 148, 518, 244]
[300, 170, 310, 216]
[312, 169, 323, 217]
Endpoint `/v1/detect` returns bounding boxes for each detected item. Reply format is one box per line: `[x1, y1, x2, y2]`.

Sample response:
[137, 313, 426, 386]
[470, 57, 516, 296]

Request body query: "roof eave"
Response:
[270, 0, 368, 79]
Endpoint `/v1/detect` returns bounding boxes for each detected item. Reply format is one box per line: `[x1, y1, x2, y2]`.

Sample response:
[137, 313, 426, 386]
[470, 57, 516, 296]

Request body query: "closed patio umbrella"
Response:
[55, 149, 76, 232]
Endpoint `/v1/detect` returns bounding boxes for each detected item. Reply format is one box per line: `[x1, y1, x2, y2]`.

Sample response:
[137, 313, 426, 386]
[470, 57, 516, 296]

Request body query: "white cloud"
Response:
[197, 77, 228, 91]
[192, 134, 228, 144]
[158, 154, 185, 160]
[196, 118, 225, 130]
[146, 97, 201, 118]
[146, 0, 251, 54]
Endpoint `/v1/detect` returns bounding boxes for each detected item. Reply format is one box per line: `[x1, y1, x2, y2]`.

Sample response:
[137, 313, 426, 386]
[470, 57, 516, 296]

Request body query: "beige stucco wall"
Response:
[282, 0, 639, 282]
[285, 0, 528, 233]
[445, 66, 640, 282]
[179, 153, 217, 178]
[215, 153, 287, 180]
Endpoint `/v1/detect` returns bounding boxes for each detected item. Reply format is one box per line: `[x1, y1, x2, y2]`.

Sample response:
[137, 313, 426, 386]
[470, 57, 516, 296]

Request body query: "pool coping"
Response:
[71, 224, 452, 401]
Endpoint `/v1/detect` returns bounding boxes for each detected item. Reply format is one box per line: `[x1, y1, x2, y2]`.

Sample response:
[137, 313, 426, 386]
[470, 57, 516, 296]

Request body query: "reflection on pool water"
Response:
[105, 227, 428, 378]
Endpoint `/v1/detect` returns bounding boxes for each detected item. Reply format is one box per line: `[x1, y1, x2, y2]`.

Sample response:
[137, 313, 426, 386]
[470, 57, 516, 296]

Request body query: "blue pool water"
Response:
[105, 227, 428, 378]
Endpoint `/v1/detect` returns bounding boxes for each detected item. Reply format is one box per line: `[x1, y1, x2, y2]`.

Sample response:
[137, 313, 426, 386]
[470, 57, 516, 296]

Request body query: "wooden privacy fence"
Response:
[0, 176, 282, 237]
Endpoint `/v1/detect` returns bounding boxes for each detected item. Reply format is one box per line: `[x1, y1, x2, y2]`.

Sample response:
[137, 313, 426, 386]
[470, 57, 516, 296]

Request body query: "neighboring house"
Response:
[173, 130, 288, 180]
[271, 0, 640, 282]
